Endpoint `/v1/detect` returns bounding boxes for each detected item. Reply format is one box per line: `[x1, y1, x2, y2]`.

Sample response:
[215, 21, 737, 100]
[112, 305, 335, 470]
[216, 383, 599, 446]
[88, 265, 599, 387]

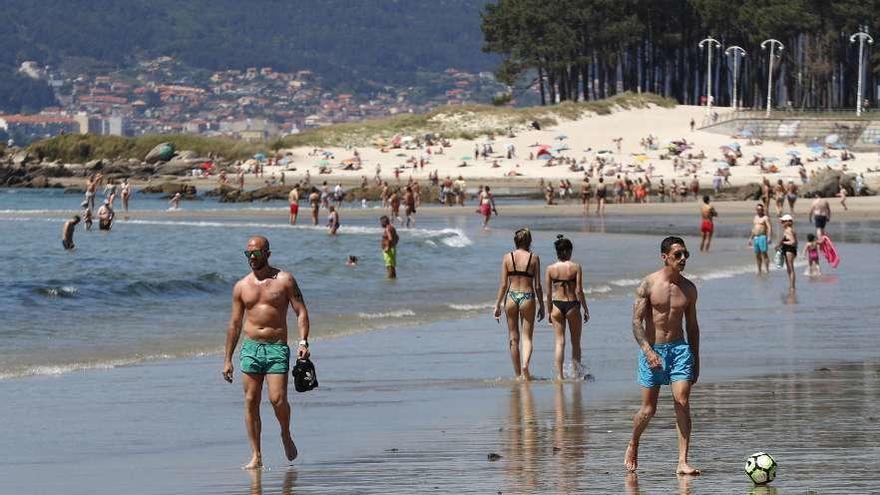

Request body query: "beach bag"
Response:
[774, 248, 784, 269]
[292, 358, 318, 392]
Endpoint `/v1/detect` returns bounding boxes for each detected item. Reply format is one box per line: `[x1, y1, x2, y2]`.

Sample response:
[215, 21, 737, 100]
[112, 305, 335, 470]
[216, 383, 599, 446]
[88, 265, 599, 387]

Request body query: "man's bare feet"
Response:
[243, 454, 263, 470]
[676, 462, 701, 475]
[624, 441, 638, 472]
[282, 434, 298, 462]
[521, 369, 532, 381]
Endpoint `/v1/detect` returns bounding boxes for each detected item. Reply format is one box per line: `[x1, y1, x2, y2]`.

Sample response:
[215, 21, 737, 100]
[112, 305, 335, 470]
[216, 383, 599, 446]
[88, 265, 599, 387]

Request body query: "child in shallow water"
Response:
[803, 234, 821, 277]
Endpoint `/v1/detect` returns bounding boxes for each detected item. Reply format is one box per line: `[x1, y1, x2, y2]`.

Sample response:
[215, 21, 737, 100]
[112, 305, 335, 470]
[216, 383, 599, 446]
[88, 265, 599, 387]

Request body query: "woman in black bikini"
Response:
[545, 235, 590, 380]
[493, 228, 545, 380]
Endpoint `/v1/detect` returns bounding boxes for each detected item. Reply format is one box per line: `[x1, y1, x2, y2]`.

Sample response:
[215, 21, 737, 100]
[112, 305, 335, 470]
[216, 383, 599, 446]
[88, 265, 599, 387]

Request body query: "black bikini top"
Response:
[508, 252, 534, 278]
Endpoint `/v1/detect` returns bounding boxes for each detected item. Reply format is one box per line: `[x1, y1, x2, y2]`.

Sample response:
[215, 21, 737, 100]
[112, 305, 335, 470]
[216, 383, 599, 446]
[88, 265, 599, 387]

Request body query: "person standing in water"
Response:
[120, 179, 132, 213]
[748, 203, 772, 275]
[545, 235, 589, 380]
[379, 215, 399, 279]
[625, 236, 700, 476]
[776, 214, 798, 291]
[222, 236, 311, 470]
[698, 196, 717, 252]
[808, 193, 831, 240]
[327, 205, 340, 235]
[479, 186, 498, 229]
[308, 188, 320, 226]
[403, 186, 416, 228]
[492, 228, 545, 381]
[288, 184, 300, 225]
[61, 215, 80, 250]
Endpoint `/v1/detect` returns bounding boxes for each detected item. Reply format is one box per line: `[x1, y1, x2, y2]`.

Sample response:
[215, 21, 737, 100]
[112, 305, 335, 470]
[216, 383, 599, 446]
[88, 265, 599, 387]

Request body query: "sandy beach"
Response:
[244, 104, 880, 190]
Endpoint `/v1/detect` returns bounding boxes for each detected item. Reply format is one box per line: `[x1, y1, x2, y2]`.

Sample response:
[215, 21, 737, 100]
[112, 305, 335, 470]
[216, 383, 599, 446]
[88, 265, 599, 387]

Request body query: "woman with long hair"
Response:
[545, 235, 589, 380]
[493, 228, 545, 380]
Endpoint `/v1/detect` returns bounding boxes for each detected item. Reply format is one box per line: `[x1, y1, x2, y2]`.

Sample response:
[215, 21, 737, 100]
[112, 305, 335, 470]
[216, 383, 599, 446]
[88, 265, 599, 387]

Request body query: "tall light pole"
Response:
[850, 26, 874, 116]
[725, 46, 746, 111]
[698, 37, 722, 115]
[761, 39, 784, 117]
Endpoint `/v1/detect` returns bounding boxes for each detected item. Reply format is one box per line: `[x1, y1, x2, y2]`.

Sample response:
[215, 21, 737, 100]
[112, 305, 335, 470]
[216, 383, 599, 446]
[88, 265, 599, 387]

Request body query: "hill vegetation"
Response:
[0, 0, 496, 112]
[27, 92, 675, 162]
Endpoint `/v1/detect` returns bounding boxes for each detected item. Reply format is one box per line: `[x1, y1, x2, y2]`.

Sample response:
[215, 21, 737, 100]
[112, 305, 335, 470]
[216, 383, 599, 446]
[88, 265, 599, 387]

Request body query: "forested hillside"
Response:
[0, 0, 496, 112]
[482, 0, 880, 109]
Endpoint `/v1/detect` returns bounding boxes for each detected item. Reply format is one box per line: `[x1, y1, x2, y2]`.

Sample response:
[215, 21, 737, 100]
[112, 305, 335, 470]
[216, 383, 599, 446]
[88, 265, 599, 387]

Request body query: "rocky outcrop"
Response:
[140, 181, 198, 199]
[799, 169, 876, 197]
[144, 142, 175, 164]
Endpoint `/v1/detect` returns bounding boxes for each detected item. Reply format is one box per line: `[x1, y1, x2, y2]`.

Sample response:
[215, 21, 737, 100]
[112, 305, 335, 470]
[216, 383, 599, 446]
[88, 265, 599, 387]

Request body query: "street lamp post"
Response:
[725, 46, 746, 111]
[850, 26, 874, 116]
[761, 39, 784, 117]
[698, 37, 722, 115]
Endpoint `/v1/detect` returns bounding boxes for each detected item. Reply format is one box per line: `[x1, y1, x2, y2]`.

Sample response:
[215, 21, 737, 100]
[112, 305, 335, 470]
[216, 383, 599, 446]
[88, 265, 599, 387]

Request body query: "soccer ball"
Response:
[744, 452, 777, 485]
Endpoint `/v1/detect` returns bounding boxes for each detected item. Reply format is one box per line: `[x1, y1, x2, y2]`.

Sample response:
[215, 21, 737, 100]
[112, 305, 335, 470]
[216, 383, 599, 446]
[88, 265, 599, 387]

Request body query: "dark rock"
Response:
[204, 184, 241, 198]
[714, 182, 761, 201]
[175, 150, 199, 160]
[144, 142, 175, 164]
[801, 170, 852, 198]
[12, 150, 32, 166]
[157, 159, 202, 176]
[140, 181, 197, 197]
[487, 453, 502, 461]
[85, 159, 104, 170]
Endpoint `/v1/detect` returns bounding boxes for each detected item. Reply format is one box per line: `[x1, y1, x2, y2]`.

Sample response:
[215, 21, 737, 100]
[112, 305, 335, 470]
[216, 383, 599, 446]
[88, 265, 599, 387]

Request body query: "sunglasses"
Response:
[670, 250, 690, 260]
[244, 250, 266, 259]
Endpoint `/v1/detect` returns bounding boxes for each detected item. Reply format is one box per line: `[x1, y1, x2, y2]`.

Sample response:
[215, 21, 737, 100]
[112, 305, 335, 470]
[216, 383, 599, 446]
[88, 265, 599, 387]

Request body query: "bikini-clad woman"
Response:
[493, 228, 545, 380]
[545, 235, 590, 380]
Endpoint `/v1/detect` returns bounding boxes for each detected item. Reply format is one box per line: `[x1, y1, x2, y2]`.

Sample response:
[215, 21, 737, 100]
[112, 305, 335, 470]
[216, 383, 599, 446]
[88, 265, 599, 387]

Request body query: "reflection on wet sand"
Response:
[247, 468, 296, 495]
[625, 472, 695, 495]
[503, 382, 589, 493]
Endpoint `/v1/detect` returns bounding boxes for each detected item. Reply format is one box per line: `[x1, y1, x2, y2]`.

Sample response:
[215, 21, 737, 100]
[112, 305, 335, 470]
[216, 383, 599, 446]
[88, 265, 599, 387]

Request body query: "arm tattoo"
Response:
[291, 281, 304, 303]
[632, 279, 650, 348]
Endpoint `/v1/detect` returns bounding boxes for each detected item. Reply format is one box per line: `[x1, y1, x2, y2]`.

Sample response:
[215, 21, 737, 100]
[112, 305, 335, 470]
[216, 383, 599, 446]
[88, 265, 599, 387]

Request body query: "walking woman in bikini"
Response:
[545, 235, 590, 380]
[493, 228, 545, 380]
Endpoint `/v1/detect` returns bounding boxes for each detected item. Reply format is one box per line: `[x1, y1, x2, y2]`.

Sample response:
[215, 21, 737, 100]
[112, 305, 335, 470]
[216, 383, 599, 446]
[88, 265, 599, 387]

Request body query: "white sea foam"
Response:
[584, 285, 612, 294]
[609, 278, 642, 287]
[0, 350, 211, 380]
[448, 302, 494, 311]
[356, 309, 416, 319]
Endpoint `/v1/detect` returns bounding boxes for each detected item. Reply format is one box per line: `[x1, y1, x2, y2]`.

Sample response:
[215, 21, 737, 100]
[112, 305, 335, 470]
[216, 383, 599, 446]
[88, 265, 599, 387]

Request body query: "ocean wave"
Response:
[584, 285, 612, 294]
[36, 286, 79, 298]
[356, 309, 416, 319]
[448, 302, 494, 311]
[125, 219, 472, 248]
[0, 350, 214, 380]
[124, 272, 229, 296]
[609, 278, 642, 287]
[693, 264, 756, 281]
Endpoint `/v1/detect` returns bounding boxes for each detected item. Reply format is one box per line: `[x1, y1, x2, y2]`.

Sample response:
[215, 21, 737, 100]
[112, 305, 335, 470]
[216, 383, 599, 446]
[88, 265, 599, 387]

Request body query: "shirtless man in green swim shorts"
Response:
[223, 235, 311, 469]
[625, 236, 701, 476]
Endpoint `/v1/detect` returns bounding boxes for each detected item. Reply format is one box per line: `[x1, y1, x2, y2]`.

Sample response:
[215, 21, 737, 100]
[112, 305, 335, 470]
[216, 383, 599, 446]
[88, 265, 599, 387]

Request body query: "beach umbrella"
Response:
[728, 142, 741, 150]
[763, 156, 780, 163]
[720, 145, 735, 154]
[536, 144, 551, 152]
[825, 134, 840, 145]
[460, 156, 472, 161]
[825, 158, 841, 166]
[253, 152, 267, 161]
[505, 142, 515, 150]
[538, 154, 553, 161]
[714, 160, 730, 169]
[786, 150, 801, 157]
[739, 129, 754, 137]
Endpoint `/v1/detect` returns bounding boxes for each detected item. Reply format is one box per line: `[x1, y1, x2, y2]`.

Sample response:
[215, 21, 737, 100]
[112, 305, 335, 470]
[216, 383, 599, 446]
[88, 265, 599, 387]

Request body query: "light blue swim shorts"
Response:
[753, 234, 768, 254]
[637, 340, 694, 388]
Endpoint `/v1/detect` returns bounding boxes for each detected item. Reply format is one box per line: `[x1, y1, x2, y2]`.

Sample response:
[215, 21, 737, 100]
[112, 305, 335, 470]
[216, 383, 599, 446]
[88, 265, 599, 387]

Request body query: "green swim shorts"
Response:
[240, 339, 290, 374]
[383, 247, 397, 268]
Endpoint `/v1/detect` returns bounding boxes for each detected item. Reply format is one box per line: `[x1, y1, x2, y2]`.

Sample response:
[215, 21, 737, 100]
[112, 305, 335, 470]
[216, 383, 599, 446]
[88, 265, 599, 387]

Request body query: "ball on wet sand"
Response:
[744, 452, 777, 485]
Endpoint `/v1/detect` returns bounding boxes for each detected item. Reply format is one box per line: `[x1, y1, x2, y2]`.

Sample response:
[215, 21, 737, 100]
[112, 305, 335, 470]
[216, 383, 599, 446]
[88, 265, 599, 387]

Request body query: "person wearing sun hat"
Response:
[776, 214, 798, 291]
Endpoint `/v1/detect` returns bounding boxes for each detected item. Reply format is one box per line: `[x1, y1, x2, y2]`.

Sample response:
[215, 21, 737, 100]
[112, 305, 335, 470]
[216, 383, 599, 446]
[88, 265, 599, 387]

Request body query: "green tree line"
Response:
[482, 0, 880, 109]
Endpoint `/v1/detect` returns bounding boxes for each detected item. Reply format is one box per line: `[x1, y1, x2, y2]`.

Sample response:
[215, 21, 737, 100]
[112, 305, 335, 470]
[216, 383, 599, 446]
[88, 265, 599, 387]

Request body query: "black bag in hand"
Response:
[292, 358, 318, 392]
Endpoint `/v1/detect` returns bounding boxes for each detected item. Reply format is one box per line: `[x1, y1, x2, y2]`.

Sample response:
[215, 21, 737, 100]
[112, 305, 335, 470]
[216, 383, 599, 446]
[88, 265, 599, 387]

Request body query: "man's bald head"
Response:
[247, 235, 270, 251]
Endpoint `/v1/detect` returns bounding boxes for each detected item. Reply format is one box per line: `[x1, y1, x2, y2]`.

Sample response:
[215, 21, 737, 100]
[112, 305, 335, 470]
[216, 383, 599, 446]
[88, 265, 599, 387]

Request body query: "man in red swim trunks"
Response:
[699, 195, 717, 252]
[288, 184, 300, 225]
[478, 185, 497, 229]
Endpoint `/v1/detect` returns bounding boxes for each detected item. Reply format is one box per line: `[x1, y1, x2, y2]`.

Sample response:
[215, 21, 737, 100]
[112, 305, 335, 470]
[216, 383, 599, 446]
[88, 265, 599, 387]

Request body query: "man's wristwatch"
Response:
[298, 340, 309, 348]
